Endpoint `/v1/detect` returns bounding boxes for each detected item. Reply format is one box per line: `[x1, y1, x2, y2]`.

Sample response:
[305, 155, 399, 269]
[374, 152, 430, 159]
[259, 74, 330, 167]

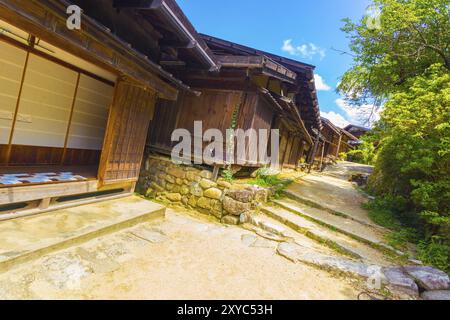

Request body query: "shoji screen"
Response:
[12, 54, 78, 147]
[67, 74, 114, 150]
[0, 41, 27, 144]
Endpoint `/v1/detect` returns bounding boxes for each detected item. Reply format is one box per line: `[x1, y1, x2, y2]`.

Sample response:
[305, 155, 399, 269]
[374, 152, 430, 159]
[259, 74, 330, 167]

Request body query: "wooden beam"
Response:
[0, 0, 180, 100]
[4, 50, 30, 166]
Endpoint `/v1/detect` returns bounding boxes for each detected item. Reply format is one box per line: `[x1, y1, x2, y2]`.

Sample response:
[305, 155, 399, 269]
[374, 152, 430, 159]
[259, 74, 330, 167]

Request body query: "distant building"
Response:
[343, 124, 370, 139]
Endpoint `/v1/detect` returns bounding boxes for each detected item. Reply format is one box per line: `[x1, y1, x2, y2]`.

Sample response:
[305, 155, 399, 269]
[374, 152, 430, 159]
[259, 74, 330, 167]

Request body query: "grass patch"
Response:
[247, 168, 293, 198]
[364, 196, 449, 274]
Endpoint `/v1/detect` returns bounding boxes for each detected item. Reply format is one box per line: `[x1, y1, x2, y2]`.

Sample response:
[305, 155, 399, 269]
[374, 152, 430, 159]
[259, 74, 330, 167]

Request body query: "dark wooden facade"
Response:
[147, 35, 318, 169]
[343, 124, 370, 139]
[0, 0, 216, 210]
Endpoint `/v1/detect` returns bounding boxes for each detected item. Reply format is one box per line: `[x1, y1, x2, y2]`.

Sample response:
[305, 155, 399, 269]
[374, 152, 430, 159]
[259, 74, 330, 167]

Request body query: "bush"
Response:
[251, 168, 293, 198]
[417, 238, 450, 274]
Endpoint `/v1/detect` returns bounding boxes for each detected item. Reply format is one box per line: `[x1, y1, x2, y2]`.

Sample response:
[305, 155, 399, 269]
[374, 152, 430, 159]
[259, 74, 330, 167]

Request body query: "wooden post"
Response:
[39, 197, 51, 210]
[212, 165, 220, 181]
[335, 134, 342, 158]
[308, 133, 320, 173]
[319, 142, 325, 171]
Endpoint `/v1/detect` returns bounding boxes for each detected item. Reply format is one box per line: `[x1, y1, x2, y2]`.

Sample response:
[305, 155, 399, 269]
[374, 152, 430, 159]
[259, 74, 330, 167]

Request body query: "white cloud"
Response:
[320, 111, 350, 128]
[335, 98, 381, 127]
[282, 39, 326, 60]
[314, 74, 331, 91]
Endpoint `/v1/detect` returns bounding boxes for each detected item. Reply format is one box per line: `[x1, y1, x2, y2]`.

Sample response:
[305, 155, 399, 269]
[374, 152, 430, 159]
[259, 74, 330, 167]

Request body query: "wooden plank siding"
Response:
[98, 80, 156, 185]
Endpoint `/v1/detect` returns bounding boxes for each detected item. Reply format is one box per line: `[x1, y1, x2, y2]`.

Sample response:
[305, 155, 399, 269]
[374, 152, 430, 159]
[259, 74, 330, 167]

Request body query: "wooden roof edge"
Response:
[200, 33, 315, 72]
[340, 128, 360, 141]
[114, 0, 219, 71]
[270, 93, 313, 145]
[343, 124, 371, 132]
[6, 0, 194, 99]
[320, 117, 341, 135]
[215, 55, 297, 82]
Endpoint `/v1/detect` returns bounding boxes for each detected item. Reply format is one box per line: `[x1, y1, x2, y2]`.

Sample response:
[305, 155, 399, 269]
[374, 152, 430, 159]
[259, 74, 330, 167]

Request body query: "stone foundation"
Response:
[137, 155, 274, 224]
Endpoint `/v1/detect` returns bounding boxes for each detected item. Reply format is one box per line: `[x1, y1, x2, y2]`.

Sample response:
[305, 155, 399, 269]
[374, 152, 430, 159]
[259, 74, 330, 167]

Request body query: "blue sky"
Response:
[177, 0, 374, 128]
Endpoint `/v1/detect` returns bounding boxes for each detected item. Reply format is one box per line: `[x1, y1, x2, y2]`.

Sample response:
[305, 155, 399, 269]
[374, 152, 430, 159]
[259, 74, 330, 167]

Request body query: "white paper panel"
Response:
[12, 54, 78, 147]
[0, 41, 27, 144]
[67, 74, 113, 150]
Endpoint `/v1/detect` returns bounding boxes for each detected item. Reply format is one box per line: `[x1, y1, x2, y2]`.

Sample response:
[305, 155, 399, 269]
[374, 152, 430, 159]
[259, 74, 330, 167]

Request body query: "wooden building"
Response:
[147, 34, 321, 170]
[338, 129, 359, 154]
[343, 124, 370, 139]
[320, 117, 342, 159]
[0, 0, 217, 215]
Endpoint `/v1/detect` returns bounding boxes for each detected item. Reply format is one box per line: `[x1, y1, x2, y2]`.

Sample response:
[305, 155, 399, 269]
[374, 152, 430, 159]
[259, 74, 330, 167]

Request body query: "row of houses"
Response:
[0, 0, 360, 217]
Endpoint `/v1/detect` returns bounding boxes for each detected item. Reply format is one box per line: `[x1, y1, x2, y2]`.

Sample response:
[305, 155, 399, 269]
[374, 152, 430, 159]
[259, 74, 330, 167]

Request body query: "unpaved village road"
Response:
[0, 208, 361, 300]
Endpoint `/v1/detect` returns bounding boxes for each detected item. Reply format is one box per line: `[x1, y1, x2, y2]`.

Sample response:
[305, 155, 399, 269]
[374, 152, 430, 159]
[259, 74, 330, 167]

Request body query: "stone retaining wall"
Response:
[137, 155, 274, 224]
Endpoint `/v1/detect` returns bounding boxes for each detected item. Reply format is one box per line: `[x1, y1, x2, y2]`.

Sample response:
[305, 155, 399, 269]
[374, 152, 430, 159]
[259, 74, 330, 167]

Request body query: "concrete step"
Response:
[0, 196, 165, 273]
[283, 189, 382, 229]
[271, 198, 408, 258]
[261, 205, 395, 266]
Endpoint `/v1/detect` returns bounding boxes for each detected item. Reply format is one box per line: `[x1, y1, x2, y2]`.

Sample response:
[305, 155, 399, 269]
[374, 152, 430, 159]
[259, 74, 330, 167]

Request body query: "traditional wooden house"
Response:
[338, 129, 359, 154]
[0, 0, 217, 215]
[147, 34, 321, 171]
[343, 124, 370, 139]
[320, 117, 342, 160]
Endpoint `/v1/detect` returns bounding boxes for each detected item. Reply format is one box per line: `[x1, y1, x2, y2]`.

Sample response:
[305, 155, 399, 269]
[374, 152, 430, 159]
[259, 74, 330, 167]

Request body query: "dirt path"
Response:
[0, 208, 361, 300]
[285, 162, 375, 226]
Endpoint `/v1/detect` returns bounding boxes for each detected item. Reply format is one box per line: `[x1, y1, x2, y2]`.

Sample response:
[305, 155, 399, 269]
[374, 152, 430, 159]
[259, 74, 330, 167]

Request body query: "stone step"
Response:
[0, 196, 165, 273]
[272, 198, 409, 258]
[261, 205, 394, 266]
[283, 189, 383, 229]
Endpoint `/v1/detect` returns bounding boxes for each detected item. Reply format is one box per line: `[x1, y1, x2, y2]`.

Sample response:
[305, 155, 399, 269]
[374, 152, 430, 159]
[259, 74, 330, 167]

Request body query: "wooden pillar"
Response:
[319, 141, 325, 171]
[335, 134, 342, 158]
[308, 133, 320, 173]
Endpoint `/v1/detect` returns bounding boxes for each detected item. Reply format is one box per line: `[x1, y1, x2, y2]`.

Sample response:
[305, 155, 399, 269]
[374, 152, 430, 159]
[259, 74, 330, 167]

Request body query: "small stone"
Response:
[200, 170, 212, 179]
[166, 167, 185, 179]
[403, 266, 449, 291]
[165, 175, 175, 184]
[382, 267, 419, 298]
[240, 212, 252, 224]
[276, 242, 300, 262]
[420, 290, 450, 300]
[150, 182, 164, 192]
[189, 182, 203, 197]
[226, 189, 253, 203]
[188, 196, 198, 207]
[197, 197, 211, 210]
[166, 193, 182, 202]
[223, 196, 251, 216]
[186, 171, 201, 182]
[180, 186, 190, 195]
[221, 215, 239, 225]
[217, 180, 232, 189]
[203, 187, 222, 200]
[165, 183, 175, 191]
[181, 196, 189, 206]
[176, 178, 183, 185]
[199, 179, 217, 189]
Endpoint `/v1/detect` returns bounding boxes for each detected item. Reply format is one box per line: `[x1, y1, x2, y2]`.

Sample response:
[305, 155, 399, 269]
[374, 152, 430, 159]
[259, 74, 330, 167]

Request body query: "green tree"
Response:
[339, 0, 450, 272]
[339, 0, 449, 105]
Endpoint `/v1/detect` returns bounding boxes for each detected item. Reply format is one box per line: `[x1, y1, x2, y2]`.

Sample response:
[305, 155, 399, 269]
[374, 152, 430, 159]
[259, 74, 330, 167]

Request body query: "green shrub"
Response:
[417, 238, 450, 275]
[221, 169, 234, 183]
[251, 168, 293, 198]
